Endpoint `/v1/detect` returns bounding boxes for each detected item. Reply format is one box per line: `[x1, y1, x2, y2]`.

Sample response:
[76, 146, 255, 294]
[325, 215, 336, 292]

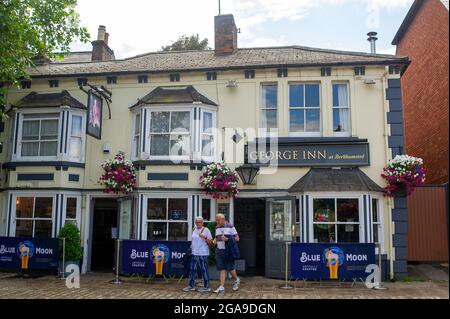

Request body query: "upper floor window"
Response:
[389, 65, 401, 75]
[69, 115, 83, 159]
[21, 114, 59, 157]
[354, 67, 366, 76]
[149, 111, 191, 157]
[289, 83, 321, 136]
[321, 68, 332, 77]
[170, 74, 181, 82]
[21, 81, 31, 89]
[107, 76, 117, 84]
[15, 111, 85, 162]
[201, 111, 215, 158]
[261, 84, 278, 130]
[77, 78, 88, 86]
[206, 72, 217, 81]
[277, 68, 288, 78]
[138, 75, 148, 84]
[133, 113, 141, 158]
[49, 80, 59, 88]
[332, 83, 351, 136]
[245, 70, 255, 79]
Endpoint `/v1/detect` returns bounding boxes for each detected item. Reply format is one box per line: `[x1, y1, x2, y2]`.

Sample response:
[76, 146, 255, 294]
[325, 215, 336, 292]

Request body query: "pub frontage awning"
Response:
[288, 167, 385, 193]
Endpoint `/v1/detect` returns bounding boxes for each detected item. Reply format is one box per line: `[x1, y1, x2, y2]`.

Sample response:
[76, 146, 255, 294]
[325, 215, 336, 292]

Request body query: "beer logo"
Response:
[17, 241, 35, 270]
[151, 244, 170, 275]
[322, 247, 344, 279]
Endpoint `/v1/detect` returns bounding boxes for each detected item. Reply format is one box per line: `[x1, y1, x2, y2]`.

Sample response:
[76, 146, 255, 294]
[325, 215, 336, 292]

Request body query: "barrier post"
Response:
[279, 241, 294, 290]
[59, 237, 66, 279]
[110, 239, 122, 285]
[374, 241, 387, 290]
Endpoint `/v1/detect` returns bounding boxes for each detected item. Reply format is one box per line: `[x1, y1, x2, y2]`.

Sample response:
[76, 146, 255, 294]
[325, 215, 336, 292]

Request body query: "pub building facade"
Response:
[0, 14, 410, 279]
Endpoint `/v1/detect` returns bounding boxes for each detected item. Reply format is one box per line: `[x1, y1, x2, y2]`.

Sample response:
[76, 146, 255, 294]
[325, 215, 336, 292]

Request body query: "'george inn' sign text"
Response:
[246, 139, 370, 167]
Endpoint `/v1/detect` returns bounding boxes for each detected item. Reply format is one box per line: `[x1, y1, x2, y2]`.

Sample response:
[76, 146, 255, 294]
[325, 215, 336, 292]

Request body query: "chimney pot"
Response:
[367, 31, 378, 54]
[92, 25, 115, 61]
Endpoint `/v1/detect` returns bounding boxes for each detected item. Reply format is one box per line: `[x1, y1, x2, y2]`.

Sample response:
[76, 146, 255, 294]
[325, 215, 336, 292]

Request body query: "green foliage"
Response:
[205, 222, 216, 266]
[161, 34, 210, 52]
[0, 0, 90, 118]
[58, 223, 83, 261]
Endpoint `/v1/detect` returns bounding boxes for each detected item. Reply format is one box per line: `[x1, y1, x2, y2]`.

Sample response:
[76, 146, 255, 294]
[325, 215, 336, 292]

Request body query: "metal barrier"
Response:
[110, 239, 122, 285]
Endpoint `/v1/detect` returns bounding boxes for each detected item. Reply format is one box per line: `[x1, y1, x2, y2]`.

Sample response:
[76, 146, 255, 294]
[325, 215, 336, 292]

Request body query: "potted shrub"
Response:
[58, 223, 83, 275]
[205, 222, 220, 280]
[200, 162, 240, 200]
[381, 155, 426, 197]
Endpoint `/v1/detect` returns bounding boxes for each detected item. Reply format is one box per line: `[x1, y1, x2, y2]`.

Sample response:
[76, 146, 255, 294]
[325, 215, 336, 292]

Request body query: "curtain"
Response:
[337, 84, 350, 132]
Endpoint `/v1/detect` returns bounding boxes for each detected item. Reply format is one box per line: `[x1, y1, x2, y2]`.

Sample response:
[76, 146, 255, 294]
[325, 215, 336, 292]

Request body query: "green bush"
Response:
[205, 222, 216, 266]
[58, 224, 83, 262]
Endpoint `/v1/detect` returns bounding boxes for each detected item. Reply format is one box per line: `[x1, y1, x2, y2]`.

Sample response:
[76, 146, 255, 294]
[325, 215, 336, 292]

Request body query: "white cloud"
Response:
[70, 0, 413, 58]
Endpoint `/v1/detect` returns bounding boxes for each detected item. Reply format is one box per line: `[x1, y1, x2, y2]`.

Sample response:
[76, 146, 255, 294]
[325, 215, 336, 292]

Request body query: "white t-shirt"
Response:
[191, 227, 212, 256]
[215, 223, 238, 250]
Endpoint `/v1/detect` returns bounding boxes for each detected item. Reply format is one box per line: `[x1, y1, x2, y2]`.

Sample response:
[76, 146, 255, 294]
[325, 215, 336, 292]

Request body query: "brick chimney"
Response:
[214, 14, 238, 56]
[91, 25, 115, 61]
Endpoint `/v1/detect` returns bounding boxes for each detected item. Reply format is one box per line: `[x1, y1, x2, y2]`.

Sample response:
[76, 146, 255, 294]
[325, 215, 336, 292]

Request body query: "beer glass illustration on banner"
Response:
[18, 241, 35, 270]
[151, 244, 170, 276]
[322, 247, 344, 280]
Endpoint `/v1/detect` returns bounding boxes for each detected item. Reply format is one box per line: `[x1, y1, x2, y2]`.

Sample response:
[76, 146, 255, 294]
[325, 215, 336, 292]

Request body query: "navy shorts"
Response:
[215, 249, 235, 271]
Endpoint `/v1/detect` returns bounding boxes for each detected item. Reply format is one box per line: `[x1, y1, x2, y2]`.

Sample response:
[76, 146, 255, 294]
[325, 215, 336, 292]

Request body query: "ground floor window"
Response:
[312, 197, 360, 243]
[146, 198, 189, 241]
[371, 198, 382, 247]
[64, 197, 81, 227]
[15, 197, 53, 238]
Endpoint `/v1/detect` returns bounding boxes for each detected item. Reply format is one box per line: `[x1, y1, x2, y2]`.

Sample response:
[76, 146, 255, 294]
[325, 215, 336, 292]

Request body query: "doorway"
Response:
[90, 198, 118, 272]
[234, 198, 266, 276]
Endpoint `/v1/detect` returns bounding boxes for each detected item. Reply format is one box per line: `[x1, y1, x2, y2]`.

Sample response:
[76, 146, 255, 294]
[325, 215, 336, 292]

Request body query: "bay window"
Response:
[21, 114, 59, 157]
[289, 83, 321, 136]
[146, 198, 189, 241]
[332, 83, 351, 135]
[15, 110, 86, 162]
[150, 111, 191, 157]
[15, 197, 54, 238]
[312, 197, 361, 243]
[64, 197, 81, 227]
[371, 198, 382, 248]
[133, 105, 217, 161]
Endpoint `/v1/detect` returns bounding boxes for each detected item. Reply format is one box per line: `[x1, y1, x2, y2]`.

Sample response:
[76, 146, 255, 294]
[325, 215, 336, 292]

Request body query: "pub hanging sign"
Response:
[247, 141, 370, 167]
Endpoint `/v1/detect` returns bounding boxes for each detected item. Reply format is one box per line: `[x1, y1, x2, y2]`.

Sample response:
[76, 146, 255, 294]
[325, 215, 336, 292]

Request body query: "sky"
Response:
[70, 0, 415, 59]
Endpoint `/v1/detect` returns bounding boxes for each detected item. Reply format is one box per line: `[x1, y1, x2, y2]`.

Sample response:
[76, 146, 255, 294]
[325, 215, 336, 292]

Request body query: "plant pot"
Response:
[208, 265, 220, 280]
[391, 183, 407, 197]
[60, 260, 81, 277]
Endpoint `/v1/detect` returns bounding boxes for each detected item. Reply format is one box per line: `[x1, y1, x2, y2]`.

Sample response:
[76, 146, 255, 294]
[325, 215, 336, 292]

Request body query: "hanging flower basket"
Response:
[200, 162, 240, 199]
[99, 151, 137, 194]
[381, 155, 426, 197]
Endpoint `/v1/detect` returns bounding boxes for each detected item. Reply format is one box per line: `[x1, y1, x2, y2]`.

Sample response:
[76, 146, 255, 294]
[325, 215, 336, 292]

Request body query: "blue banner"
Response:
[291, 243, 376, 280]
[121, 240, 191, 277]
[0, 237, 59, 271]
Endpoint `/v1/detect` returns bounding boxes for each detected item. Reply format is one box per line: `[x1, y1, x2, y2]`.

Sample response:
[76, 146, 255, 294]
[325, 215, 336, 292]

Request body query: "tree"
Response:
[0, 0, 90, 119]
[161, 34, 210, 52]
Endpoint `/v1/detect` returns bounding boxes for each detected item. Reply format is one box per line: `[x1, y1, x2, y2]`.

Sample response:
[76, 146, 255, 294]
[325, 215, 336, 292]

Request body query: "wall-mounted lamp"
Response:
[235, 164, 260, 185]
[226, 80, 238, 88]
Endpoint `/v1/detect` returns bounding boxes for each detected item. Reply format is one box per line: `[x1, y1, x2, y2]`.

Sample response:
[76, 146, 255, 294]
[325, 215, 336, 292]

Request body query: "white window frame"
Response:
[18, 113, 60, 160]
[260, 83, 278, 135]
[148, 106, 194, 161]
[67, 111, 86, 162]
[11, 194, 56, 238]
[370, 195, 385, 254]
[288, 82, 322, 137]
[200, 109, 217, 163]
[14, 108, 86, 163]
[332, 82, 351, 137]
[144, 194, 192, 241]
[63, 195, 82, 228]
[308, 193, 364, 243]
[199, 196, 216, 223]
[132, 112, 141, 160]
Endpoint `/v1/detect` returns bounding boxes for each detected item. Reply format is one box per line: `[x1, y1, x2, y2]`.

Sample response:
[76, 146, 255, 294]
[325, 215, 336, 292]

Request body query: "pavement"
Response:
[0, 272, 448, 299]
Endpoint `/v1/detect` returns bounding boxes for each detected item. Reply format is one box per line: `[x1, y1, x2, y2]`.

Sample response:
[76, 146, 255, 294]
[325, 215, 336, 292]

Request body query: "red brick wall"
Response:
[396, 0, 449, 184]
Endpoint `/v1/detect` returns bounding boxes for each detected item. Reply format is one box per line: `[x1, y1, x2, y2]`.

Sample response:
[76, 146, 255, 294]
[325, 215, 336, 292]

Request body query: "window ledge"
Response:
[2, 161, 86, 170]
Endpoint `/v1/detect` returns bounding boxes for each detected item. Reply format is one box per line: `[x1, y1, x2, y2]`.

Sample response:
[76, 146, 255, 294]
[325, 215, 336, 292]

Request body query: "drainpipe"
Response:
[382, 70, 395, 280]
